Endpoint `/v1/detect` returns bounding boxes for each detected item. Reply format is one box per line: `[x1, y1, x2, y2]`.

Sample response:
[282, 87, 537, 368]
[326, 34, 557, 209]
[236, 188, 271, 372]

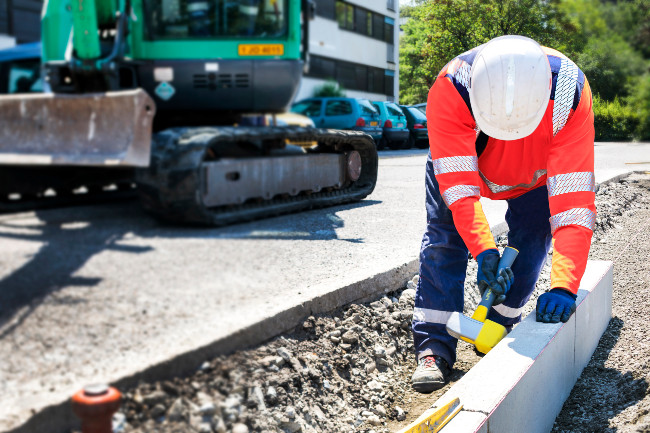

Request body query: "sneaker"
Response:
[411, 355, 451, 393]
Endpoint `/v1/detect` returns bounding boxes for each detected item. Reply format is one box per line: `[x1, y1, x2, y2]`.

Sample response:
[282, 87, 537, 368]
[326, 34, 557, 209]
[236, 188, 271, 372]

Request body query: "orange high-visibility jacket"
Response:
[426, 46, 595, 294]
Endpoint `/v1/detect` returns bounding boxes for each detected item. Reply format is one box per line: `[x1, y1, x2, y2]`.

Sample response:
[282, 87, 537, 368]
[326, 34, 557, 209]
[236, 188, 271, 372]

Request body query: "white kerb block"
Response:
[425, 260, 613, 433]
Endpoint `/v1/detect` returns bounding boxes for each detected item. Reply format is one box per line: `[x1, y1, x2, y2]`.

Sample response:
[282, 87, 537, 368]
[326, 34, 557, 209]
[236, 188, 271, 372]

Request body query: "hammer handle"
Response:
[472, 246, 519, 322]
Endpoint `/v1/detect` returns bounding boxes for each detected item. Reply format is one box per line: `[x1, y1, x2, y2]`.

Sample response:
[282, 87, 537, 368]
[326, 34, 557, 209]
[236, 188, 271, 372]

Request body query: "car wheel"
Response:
[416, 139, 429, 149]
[377, 137, 387, 150]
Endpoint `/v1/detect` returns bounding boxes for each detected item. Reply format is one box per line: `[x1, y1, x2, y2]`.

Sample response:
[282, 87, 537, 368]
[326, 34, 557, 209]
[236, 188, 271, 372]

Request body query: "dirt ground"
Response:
[97, 172, 650, 433]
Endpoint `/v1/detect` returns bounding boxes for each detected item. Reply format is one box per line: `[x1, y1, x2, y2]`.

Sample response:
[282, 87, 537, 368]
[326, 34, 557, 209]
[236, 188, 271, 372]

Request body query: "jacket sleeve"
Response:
[547, 79, 596, 294]
[426, 76, 497, 258]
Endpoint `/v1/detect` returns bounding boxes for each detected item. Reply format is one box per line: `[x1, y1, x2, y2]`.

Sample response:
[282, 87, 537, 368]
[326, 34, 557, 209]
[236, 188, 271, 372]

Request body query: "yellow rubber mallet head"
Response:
[446, 246, 519, 354]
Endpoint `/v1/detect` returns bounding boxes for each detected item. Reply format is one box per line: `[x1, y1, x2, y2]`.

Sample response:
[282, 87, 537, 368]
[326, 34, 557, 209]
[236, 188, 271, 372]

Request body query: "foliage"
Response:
[312, 80, 345, 97]
[574, 35, 646, 101]
[592, 95, 639, 141]
[398, 0, 575, 105]
[398, 0, 650, 140]
[626, 74, 650, 140]
[600, 0, 650, 58]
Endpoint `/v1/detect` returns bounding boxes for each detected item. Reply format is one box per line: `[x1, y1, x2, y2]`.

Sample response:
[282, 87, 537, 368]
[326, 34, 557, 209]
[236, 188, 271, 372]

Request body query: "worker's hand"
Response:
[536, 288, 577, 323]
[476, 249, 514, 305]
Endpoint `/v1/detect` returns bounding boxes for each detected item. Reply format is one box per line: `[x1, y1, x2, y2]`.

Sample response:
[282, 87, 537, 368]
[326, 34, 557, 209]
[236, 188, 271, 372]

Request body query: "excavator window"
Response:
[145, 0, 288, 39]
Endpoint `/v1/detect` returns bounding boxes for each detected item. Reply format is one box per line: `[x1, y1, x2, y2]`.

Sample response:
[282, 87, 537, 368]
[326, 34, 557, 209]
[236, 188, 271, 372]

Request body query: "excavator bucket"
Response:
[0, 88, 156, 167]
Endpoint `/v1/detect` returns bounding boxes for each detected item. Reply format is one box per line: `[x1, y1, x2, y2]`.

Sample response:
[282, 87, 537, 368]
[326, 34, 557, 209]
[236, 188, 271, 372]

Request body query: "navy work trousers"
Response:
[413, 153, 553, 367]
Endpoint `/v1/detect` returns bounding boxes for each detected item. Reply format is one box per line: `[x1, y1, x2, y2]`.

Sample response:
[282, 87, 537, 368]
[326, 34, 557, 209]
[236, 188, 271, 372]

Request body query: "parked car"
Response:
[0, 42, 43, 94]
[412, 102, 426, 115]
[290, 97, 382, 143]
[371, 100, 409, 150]
[400, 105, 429, 149]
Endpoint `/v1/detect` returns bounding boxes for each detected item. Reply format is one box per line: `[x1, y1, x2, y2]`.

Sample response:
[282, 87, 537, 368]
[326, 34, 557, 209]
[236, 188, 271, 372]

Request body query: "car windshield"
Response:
[358, 99, 379, 116]
[144, 0, 288, 39]
[407, 106, 427, 121]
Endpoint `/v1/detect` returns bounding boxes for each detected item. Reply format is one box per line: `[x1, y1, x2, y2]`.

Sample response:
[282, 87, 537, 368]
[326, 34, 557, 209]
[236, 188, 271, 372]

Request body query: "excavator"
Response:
[0, 0, 378, 225]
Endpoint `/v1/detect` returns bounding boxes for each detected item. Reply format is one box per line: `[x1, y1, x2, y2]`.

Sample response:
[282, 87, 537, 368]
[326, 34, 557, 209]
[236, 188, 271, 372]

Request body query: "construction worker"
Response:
[411, 35, 595, 393]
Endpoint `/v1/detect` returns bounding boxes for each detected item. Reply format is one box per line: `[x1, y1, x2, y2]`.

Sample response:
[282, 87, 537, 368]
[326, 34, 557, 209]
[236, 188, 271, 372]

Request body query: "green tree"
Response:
[573, 35, 646, 101]
[600, 0, 650, 59]
[627, 74, 650, 140]
[399, 0, 574, 104]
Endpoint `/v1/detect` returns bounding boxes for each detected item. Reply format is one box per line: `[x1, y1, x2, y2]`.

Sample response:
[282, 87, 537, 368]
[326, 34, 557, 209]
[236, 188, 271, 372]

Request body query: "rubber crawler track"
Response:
[135, 126, 379, 226]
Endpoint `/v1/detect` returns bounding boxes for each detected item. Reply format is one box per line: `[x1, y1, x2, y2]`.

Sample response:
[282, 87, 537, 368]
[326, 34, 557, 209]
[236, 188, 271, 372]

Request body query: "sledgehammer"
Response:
[446, 246, 519, 354]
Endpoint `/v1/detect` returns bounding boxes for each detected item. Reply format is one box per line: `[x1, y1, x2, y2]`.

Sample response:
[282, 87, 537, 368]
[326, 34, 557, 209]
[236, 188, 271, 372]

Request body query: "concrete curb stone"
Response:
[428, 261, 613, 433]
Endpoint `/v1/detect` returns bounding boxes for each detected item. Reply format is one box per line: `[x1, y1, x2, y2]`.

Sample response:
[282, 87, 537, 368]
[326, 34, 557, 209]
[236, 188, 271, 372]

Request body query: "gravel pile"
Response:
[117, 288, 419, 433]
[103, 172, 650, 433]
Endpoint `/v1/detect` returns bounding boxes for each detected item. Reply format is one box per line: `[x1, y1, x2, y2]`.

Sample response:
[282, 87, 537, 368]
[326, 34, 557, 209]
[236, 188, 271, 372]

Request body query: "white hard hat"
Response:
[469, 35, 552, 140]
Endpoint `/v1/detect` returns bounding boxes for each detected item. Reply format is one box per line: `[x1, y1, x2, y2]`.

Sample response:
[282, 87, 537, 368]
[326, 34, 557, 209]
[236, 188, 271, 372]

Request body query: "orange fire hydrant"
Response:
[71, 384, 121, 433]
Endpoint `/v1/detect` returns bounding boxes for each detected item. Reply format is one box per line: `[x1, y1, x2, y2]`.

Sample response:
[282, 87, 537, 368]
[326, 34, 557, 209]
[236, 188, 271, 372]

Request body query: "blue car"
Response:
[400, 105, 429, 149]
[371, 100, 409, 150]
[290, 97, 382, 143]
[412, 102, 426, 115]
[0, 42, 43, 93]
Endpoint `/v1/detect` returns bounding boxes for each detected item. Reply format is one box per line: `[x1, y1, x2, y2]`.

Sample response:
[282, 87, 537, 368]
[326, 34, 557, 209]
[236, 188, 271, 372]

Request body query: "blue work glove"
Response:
[476, 249, 514, 306]
[536, 288, 577, 323]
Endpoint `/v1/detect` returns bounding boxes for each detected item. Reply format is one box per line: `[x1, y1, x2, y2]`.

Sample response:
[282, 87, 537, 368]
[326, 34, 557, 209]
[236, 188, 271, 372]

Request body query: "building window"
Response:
[314, 0, 336, 20]
[336, 1, 354, 31]
[355, 64, 368, 91]
[337, 62, 356, 90]
[387, 0, 396, 11]
[310, 56, 336, 80]
[306, 54, 391, 97]
[366, 12, 373, 37]
[368, 68, 384, 94]
[384, 70, 395, 97]
[384, 17, 394, 44]
[332, 1, 394, 44]
[372, 13, 384, 41]
[355, 7, 368, 35]
[387, 43, 395, 63]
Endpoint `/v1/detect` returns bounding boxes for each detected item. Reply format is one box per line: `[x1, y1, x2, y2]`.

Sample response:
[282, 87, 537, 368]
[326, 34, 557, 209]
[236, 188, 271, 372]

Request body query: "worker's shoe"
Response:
[411, 355, 451, 393]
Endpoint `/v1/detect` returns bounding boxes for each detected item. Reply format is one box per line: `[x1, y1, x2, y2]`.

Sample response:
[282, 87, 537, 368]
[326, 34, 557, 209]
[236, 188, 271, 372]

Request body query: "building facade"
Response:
[297, 0, 399, 102]
[0, 0, 42, 47]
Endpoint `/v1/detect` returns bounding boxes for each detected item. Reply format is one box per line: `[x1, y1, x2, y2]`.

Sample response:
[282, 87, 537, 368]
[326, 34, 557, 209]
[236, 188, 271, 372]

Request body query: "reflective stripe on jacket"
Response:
[426, 45, 596, 294]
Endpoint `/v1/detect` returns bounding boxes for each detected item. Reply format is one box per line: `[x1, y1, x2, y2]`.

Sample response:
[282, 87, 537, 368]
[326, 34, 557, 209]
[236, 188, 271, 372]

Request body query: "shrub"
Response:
[627, 74, 650, 141]
[592, 95, 640, 141]
[313, 80, 345, 97]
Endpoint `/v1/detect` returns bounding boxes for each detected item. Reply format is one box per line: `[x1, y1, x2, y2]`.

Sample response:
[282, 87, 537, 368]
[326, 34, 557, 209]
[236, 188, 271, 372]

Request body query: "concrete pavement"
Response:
[0, 142, 648, 432]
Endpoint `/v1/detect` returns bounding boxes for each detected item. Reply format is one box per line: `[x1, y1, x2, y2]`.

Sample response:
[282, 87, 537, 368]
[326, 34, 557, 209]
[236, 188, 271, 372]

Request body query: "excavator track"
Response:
[136, 127, 378, 226]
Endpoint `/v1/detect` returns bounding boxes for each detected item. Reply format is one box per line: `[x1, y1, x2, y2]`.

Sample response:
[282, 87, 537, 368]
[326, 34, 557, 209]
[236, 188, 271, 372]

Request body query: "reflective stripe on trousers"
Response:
[413, 152, 553, 367]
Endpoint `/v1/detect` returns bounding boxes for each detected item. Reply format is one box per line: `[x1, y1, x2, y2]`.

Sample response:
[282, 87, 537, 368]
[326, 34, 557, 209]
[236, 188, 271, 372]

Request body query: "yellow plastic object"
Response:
[474, 319, 508, 354]
[397, 397, 463, 433]
[471, 304, 489, 322]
